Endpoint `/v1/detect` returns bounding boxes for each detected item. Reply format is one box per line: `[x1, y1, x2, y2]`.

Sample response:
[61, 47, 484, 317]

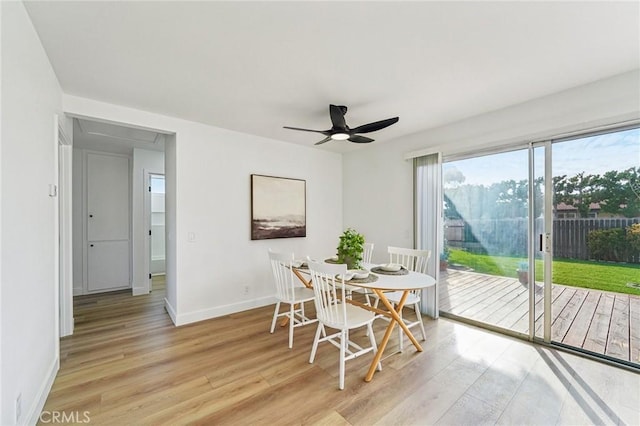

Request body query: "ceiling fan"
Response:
[284, 104, 399, 145]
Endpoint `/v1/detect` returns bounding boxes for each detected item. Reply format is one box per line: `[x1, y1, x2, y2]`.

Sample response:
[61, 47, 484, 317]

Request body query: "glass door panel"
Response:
[441, 149, 531, 335]
[549, 127, 639, 366]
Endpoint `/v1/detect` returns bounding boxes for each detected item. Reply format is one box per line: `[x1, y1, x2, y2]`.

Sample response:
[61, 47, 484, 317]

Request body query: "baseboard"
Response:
[173, 296, 276, 326]
[164, 297, 178, 325]
[26, 355, 59, 426]
[132, 285, 149, 296]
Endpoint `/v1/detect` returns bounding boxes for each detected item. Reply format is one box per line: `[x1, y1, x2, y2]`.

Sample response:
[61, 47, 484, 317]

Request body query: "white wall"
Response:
[132, 148, 164, 294]
[62, 95, 343, 325]
[343, 70, 640, 262]
[1, 2, 63, 424]
[164, 135, 177, 320]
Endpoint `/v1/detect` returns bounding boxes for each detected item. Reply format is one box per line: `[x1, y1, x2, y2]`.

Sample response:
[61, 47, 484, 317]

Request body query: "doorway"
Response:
[70, 117, 166, 296]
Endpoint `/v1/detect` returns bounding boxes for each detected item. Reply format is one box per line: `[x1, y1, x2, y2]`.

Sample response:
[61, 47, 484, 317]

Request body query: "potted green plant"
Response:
[517, 261, 528, 285]
[439, 251, 449, 271]
[439, 240, 450, 271]
[336, 228, 365, 269]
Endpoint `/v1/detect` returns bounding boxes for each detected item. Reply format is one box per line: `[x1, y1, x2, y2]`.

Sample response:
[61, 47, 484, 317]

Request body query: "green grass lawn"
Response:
[448, 249, 640, 296]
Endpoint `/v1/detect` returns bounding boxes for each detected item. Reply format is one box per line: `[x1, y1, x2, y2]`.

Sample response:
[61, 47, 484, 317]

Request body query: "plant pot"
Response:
[340, 255, 357, 269]
[440, 260, 448, 271]
[517, 269, 528, 285]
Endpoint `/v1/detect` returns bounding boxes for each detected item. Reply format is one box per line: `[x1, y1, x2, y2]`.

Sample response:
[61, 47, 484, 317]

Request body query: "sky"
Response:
[444, 128, 639, 187]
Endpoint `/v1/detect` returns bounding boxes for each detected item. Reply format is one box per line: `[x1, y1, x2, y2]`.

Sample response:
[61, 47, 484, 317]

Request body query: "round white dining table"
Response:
[348, 262, 436, 382]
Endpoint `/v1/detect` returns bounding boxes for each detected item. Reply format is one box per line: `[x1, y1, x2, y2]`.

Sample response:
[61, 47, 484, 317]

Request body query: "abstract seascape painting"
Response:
[251, 174, 306, 240]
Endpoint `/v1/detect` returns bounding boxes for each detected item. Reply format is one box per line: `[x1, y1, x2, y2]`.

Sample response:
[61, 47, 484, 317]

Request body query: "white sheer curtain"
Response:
[414, 153, 442, 318]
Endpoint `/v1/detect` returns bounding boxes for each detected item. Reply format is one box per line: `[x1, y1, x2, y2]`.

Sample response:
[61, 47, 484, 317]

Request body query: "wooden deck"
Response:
[439, 269, 640, 364]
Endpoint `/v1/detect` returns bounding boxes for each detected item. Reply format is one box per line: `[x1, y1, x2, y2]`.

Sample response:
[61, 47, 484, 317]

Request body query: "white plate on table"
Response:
[379, 263, 402, 272]
[349, 269, 369, 279]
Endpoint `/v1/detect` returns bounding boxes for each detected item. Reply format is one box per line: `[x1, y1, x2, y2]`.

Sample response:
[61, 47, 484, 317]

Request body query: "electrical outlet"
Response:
[15, 393, 22, 422]
[243, 286, 250, 295]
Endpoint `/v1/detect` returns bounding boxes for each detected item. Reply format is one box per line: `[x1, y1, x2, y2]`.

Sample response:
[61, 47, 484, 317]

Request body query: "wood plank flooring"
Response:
[39, 276, 640, 425]
[440, 270, 640, 364]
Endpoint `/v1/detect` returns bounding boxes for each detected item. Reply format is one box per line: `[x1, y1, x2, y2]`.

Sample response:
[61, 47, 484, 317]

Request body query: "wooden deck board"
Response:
[562, 291, 601, 348]
[439, 275, 505, 311]
[476, 286, 527, 329]
[552, 288, 589, 343]
[445, 277, 514, 315]
[440, 269, 639, 365]
[605, 295, 630, 361]
[629, 296, 640, 364]
[510, 285, 558, 337]
[583, 293, 615, 355]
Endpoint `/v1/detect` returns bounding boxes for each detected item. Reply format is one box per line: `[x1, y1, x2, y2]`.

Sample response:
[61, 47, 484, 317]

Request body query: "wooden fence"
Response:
[553, 217, 639, 262]
[445, 217, 640, 263]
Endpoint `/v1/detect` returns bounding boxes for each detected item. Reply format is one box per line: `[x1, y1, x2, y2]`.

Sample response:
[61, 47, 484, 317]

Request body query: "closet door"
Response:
[87, 153, 130, 292]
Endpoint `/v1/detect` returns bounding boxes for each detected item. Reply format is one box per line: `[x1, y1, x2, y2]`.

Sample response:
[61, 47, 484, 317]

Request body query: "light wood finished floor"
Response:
[40, 277, 639, 425]
[440, 269, 640, 363]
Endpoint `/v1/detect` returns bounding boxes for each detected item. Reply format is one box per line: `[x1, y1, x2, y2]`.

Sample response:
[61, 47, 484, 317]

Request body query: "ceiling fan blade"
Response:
[348, 135, 374, 144]
[329, 104, 347, 130]
[314, 136, 333, 145]
[283, 126, 330, 135]
[350, 117, 399, 134]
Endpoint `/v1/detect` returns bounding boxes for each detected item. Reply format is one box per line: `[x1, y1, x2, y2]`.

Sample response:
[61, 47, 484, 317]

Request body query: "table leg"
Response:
[377, 291, 424, 351]
[292, 269, 312, 288]
[364, 289, 423, 382]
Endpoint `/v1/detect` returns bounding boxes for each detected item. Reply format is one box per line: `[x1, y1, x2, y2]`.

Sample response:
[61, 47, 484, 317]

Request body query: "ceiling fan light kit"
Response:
[330, 133, 350, 140]
[284, 104, 399, 145]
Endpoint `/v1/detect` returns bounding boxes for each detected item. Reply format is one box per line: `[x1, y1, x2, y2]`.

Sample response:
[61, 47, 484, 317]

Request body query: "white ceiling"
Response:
[25, 1, 640, 153]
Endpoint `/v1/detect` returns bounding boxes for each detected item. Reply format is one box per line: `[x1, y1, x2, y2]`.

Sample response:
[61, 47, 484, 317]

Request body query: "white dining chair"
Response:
[373, 246, 431, 352]
[307, 259, 381, 390]
[362, 242, 374, 263]
[345, 242, 375, 305]
[268, 249, 317, 349]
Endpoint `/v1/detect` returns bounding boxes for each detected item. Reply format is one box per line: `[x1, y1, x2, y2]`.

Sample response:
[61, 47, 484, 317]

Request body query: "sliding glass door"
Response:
[547, 128, 640, 366]
[436, 125, 639, 367]
[440, 149, 531, 335]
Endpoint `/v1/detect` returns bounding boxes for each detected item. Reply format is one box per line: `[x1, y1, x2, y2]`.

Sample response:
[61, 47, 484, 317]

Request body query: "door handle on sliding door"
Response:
[539, 233, 551, 253]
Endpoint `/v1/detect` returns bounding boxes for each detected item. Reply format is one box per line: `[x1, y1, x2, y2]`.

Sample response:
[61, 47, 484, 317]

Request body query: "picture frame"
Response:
[250, 174, 306, 240]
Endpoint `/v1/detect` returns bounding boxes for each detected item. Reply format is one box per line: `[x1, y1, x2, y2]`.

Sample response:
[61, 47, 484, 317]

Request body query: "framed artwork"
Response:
[251, 174, 306, 240]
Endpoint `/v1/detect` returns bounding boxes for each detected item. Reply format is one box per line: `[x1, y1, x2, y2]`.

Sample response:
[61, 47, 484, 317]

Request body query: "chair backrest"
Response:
[268, 249, 297, 301]
[362, 242, 374, 263]
[388, 246, 432, 274]
[307, 259, 348, 327]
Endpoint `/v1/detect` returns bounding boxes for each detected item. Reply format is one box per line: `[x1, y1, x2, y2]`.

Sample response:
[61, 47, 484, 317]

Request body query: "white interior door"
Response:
[87, 153, 130, 292]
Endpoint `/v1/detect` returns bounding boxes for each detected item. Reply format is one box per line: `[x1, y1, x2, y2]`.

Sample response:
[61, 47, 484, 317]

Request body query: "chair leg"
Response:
[414, 302, 427, 341]
[288, 303, 295, 349]
[339, 329, 346, 390]
[309, 323, 323, 364]
[270, 302, 281, 333]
